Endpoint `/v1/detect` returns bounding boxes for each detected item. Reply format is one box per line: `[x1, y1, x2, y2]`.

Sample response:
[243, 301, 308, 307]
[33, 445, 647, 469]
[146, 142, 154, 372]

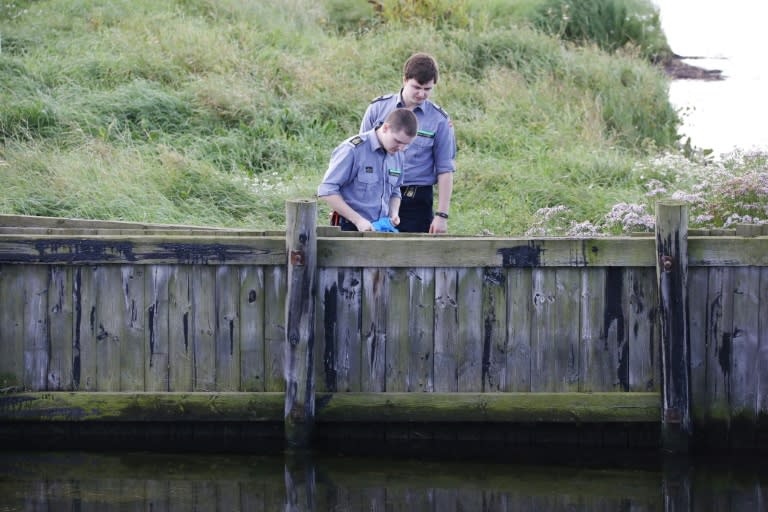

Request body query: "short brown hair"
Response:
[385, 108, 418, 137]
[403, 52, 439, 85]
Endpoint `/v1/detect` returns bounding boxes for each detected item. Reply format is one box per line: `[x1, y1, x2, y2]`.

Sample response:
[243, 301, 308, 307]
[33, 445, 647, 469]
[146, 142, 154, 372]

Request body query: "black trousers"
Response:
[398, 185, 434, 233]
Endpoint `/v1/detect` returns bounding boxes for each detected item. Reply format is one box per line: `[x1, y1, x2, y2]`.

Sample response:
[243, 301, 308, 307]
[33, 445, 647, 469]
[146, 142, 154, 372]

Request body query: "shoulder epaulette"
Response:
[432, 102, 449, 119]
[370, 94, 395, 104]
[348, 135, 364, 146]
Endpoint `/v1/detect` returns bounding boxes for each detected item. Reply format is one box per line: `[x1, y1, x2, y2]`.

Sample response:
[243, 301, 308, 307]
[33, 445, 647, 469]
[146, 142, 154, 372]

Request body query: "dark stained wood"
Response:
[284, 199, 317, 447]
[656, 201, 692, 452]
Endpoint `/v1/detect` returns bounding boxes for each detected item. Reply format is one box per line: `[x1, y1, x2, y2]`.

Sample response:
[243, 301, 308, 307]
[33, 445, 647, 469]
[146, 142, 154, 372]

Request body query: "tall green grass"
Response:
[0, 0, 703, 235]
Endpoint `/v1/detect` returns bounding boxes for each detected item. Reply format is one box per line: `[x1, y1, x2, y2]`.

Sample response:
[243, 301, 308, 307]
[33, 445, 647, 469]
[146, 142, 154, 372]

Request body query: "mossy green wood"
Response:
[0, 392, 284, 421]
[0, 266, 24, 389]
[434, 268, 458, 392]
[313, 392, 660, 423]
[362, 268, 387, 392]
[48, 266, 74, 391]
[408, 268, 434, 392]
[264, 265, 286, 392]
[688, 237, 768, 266]
[120, 265, 145, 391]
[730, 267, 760, 421]
[145, 265, 171, 392]
[214, 265, 240, 391]
[192, 265, 216, 391]
[240, 265, 265, 392]
[168, 265, 193, 391]
[0, 392, 658, 423]
[386, 268, 410, 392]
[506, 268, 532, 392]
[481, 268, 506, 392]
[457, 268, 483, 392]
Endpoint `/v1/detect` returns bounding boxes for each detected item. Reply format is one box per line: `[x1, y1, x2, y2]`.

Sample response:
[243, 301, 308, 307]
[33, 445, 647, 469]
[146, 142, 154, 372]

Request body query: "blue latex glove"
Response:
[371, 217, 399, 232]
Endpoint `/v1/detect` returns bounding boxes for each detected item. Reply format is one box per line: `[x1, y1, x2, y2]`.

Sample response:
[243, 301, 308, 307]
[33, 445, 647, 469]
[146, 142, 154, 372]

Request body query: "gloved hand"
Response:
[371, 217, 399, 232]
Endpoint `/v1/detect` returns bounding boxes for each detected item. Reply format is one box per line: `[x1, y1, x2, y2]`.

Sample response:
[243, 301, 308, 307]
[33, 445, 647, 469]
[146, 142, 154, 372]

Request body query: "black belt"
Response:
[401, 185, 431, 198]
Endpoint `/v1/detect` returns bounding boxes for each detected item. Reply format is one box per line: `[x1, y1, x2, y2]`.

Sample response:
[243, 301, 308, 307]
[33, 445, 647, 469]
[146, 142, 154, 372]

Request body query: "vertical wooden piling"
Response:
[284, 199, 317, 448]
[655, 201, 692, 452]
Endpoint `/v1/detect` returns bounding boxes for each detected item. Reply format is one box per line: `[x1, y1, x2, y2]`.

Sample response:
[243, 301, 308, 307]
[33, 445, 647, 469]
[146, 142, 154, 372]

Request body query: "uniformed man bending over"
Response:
[318, 108, 418, 232]
[360, 52, 456, 234]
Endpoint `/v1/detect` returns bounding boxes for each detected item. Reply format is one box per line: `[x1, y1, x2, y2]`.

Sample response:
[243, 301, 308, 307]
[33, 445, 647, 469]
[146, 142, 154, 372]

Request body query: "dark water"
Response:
[1, 450, 766, 511]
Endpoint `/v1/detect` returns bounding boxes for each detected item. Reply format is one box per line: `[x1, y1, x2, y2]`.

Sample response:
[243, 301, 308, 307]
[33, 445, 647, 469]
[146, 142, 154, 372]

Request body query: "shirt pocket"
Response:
[356, 167, 378, 184]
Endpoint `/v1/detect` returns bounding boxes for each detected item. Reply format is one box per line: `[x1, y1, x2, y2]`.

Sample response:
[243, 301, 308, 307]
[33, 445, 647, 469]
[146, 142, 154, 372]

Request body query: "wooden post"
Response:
[284, 199, 317, 448]
[655, 201, 692, 453]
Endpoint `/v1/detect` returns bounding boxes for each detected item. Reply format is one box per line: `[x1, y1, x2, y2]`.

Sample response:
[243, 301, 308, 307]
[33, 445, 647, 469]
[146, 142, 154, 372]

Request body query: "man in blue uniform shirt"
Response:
[360, 52, 456, 234]
[318, 108, 418, 232]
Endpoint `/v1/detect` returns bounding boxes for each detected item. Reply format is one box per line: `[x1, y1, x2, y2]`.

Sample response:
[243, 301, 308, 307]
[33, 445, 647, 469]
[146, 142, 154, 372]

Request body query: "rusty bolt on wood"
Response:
[661, 255, 673, 272]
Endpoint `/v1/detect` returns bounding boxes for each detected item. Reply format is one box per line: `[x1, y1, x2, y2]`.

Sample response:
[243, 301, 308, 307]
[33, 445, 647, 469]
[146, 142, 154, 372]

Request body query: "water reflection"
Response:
[1, 450, 766, 511]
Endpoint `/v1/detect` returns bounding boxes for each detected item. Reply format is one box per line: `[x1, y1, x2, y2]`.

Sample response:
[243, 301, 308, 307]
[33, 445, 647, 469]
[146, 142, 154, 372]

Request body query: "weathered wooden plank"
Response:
[336, 268, 362, 392]
[119, 265, 145, 391]
[704, 267, 734, 424]
[23, 266, 49, 391]
[314, 267, 336, 393]
[145, 265, 171, 391]
[689, 237, 768, 266]
[386, 268, 410, 392]
[284, 198, 317, 447]
[506, 268, 532, 392]
[168, 265, 193, 391]
[434, 268, 458, 392]
[759, 268, 768, 418]
[313, 392, 661, 423]
[628, 267, 660, 392]
[264, 265, 286, 392]
[580, 268, 611, 391]
[362, 268, 388, 392]
[192, 266, 216, 391]
[0, 235, 285, 265]
[93, 266, 121, 391]
[729, 267, 760, 421]
[531, 268, 556, 392]
[555, 268, 581, 392]
[481, 268, 507, 392]
[408, 268, 434, 392]
[0, 213, 244, 231]
[0, 392, 659, 423]
[317, 238, 656, 268]
[47, 266, 73, 390]
[0, 266, 25, 388]
[73, 266, 97, 391]
[214, 265, 240, 391]
[240, 266, 265, 392]
[688, 267, 709, 423]
[457, 268, 483, 392]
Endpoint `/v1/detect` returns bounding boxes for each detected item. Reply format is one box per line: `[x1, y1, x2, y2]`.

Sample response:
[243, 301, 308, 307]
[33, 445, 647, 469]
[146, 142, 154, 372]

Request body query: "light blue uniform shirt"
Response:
[317, 129, 405, 222]
[360, 91, 456, 186]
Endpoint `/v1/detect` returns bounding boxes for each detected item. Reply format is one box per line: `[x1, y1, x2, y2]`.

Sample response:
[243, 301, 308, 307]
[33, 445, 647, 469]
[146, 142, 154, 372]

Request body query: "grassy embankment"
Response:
[1, 0, 764, 234]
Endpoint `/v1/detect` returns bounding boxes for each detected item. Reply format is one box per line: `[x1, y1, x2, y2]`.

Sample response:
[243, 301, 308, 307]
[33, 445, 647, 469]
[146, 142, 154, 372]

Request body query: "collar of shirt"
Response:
[397, 89, 425, 113]
[364, 127, 385, 153]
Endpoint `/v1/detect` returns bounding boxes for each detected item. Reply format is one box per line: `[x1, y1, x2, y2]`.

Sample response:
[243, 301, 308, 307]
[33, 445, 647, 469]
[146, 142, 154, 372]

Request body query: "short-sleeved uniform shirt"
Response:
[317, 129, 405, 222]
[360, 91, 456, 186]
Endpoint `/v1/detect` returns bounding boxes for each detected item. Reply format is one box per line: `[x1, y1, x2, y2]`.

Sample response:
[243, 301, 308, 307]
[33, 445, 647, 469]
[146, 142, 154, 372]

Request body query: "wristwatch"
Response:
[434, 211, 449, 219]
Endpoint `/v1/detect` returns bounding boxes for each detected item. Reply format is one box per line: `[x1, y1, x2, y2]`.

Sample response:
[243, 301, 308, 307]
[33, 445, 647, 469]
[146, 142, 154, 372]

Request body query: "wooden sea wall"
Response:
[1, 210, 768, 447]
